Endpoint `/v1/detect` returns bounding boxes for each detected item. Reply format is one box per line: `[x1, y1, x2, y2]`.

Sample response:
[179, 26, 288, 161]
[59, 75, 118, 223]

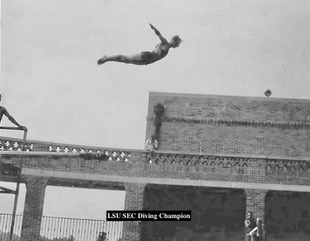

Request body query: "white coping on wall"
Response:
[22, 168, 310, 193]
[149, 91, 310, 103]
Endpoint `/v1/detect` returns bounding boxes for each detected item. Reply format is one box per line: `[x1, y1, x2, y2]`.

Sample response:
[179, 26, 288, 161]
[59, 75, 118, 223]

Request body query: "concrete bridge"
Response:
[1, 92, 310, 241]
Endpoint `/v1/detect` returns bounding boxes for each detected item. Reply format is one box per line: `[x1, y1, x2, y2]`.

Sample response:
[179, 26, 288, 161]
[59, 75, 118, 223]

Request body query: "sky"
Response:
[1, 0, 310, 220]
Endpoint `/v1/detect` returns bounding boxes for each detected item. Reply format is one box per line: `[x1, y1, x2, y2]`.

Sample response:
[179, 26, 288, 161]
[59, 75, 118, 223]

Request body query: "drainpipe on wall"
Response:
[153, 103, 165, 146]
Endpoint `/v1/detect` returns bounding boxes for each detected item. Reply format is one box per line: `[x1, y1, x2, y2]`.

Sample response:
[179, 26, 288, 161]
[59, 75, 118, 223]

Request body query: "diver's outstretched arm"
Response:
[2, 107, 27, 131]
[149, 23, 168, 43]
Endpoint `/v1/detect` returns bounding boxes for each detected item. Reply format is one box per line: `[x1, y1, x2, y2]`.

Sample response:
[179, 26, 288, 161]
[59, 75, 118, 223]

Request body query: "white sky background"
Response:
[0, 182, 125, 219]
[1, 0, 310, 219]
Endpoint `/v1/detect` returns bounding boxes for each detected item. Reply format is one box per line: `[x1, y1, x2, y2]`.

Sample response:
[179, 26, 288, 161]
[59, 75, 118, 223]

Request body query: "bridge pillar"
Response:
[122, 183, 146, 241]
[20, 177, 48, 241]
[244, 189, 267, 241]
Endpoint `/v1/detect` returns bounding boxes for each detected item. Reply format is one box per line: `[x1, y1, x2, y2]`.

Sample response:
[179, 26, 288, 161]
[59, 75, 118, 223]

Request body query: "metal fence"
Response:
[0, 213, 122, 241]
[0, 213, 22, 241]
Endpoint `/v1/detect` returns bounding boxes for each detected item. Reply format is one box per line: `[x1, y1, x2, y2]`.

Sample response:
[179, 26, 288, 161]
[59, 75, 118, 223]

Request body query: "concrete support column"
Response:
[244, 189, 267, 241]
[122, 183, 146, 241]
[20, 177, 48, 241]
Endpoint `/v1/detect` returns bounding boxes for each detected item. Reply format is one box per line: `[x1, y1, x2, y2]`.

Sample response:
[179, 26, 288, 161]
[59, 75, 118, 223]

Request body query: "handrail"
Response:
[0, 127, 22, 130]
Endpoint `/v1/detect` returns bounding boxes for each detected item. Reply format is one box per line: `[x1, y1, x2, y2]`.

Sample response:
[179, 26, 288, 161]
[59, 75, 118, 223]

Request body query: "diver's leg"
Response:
[97, 54, 145, 65]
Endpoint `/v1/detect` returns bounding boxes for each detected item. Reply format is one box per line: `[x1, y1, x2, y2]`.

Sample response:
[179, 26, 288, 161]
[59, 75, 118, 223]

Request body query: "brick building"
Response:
[0, 91, 310, 241]
[144, 92, 310, 241]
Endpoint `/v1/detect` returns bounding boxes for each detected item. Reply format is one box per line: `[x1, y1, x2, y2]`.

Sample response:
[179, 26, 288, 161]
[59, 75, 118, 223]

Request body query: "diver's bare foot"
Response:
[97, 56, 108, 65]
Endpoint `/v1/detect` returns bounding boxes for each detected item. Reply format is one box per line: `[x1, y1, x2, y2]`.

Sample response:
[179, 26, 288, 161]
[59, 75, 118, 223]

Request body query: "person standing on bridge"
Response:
[97, 23, 182, 65]
[144, 135, 159, 152]
[248, 218, 265, 241]
[96, 231, 107, 241]
[245, 212, 256, 241]
[0, 94, 27, 131]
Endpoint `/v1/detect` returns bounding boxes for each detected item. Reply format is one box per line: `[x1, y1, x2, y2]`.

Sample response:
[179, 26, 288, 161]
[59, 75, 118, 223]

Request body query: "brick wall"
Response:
[245, 189, 267, 221]
[20, 177, 47, 241]
[122, 183, 146, 241]
[2, 153, 310, 188]
[146, 92, 310, 158]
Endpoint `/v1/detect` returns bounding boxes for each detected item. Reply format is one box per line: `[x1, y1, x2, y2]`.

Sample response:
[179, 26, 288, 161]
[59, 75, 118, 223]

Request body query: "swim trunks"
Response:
[141, 51, 159, 65]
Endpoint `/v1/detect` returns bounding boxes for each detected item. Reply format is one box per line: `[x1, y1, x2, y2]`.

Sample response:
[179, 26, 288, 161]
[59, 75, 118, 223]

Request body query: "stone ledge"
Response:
[147, 116, 310, 128]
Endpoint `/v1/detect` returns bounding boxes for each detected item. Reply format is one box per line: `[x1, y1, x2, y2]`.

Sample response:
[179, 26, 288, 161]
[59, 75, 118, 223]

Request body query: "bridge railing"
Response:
[0, 213, 122, 241]
[1, 136, 310, 179]
[145, 152, 310, 179]
[0, 136, 137, 163]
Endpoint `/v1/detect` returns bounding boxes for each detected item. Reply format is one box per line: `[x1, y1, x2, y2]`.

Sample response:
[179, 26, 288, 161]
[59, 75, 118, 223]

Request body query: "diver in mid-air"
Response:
[97, 24, 181, 66]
